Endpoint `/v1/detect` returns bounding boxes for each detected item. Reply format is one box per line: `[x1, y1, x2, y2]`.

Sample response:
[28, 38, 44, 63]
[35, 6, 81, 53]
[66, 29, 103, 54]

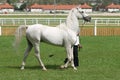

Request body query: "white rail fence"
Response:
[94, 19, 120, 36]
[94, 20, 97, 36]
[94, 18, 120, 26]
[0, 18, 120, 26]
[0, 18, 65, 26]
[0, 18, 120, 36]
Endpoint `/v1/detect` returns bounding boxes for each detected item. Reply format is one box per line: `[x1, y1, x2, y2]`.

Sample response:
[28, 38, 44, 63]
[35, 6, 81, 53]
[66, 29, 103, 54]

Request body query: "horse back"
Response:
[26, 24, 65, 46]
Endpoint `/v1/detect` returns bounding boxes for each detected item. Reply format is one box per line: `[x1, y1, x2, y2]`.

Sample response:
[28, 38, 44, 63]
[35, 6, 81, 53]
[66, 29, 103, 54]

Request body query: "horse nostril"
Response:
[89, 17, 91, 20]
[83, 16, 91, 22]
[89, 17, 91, 22]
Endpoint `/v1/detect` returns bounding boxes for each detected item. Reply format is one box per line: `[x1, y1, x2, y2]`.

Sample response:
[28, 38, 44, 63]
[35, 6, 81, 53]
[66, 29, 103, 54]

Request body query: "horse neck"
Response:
[66, 11, 80, 34]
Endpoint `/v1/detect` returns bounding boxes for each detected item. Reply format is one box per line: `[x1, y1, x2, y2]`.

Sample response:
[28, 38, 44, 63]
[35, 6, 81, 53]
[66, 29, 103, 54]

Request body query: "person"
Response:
[64, 34, 82, 67]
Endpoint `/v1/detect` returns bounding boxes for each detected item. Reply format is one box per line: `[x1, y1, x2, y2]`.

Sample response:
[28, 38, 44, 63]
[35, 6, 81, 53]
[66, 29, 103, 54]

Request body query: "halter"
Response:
[76, 8, 85, 19]
[75, 8, 86, 27]
[76, 8, 88, 26]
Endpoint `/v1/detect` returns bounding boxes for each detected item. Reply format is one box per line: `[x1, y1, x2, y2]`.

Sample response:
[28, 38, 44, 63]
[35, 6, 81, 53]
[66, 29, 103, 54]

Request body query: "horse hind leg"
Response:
[34, 42, 47, 71]
[21, 38, 33, 70]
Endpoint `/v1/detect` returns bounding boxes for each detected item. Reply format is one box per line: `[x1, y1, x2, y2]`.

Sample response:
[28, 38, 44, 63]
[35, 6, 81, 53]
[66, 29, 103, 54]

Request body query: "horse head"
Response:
[72, 6, 91, 22]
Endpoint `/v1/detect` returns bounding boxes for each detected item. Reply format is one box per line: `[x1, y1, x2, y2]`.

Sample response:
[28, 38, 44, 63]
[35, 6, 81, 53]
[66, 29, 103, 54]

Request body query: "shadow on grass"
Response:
[5, 64, 61, 70]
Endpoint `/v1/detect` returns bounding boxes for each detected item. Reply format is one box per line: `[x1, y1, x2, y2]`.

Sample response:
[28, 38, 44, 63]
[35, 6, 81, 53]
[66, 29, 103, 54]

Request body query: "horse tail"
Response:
[13, 25, 28, 48]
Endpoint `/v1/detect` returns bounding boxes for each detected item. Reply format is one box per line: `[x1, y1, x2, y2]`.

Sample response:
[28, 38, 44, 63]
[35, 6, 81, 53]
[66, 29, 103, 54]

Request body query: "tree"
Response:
[20, 3, 27, 10]
[113, 0, 120, 4]
[6, 0, 11, 4]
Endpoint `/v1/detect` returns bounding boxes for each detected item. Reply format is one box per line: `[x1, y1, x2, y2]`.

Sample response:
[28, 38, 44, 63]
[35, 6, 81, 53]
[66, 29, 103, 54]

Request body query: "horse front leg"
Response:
[68, 46, 77, 70]
[70, 47, 77, 70]
[34, 43, 47, 71]
[60, 52, 70, 69]
[61, 45, 77, 70]
[61, 45, 71, 68]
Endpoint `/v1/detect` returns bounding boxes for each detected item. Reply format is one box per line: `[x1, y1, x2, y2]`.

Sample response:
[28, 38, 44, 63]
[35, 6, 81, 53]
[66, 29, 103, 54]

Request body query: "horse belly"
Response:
[42, 28, 64, 46]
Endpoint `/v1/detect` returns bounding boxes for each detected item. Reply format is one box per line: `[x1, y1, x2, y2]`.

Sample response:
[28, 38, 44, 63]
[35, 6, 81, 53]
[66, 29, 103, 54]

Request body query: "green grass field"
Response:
[0, 36, 120, 80]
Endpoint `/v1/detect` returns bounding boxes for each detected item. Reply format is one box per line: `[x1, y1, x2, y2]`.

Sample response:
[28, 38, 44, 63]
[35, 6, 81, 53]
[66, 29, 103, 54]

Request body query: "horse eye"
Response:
[81, 11, 84, 13]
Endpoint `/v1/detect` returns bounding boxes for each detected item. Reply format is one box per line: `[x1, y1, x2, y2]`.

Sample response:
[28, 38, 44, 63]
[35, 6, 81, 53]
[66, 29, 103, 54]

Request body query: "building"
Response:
[80, 3, 92, 12]
[29, 3, 92, 13]
[29, 3, 43, 12]
[0, 3, 14, 13]
[106, 3, 120, 12]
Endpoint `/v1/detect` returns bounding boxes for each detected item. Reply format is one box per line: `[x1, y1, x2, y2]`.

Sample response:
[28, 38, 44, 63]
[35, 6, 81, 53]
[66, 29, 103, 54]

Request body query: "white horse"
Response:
[14, 6, 91, 70]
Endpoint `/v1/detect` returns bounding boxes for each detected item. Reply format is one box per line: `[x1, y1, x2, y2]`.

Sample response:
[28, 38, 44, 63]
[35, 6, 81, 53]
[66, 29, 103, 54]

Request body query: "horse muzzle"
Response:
[83, 16, 91, 22]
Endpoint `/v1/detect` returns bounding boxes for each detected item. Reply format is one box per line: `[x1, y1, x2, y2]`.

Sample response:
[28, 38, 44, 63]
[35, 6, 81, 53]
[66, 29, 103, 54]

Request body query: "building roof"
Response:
[0, 3, 14, 9]
[56, 5, 77, 10]
[40, 5, 55, 10]
[81, 3, 92, 9]
[30, 3, 42, 9]
[106, 3, 120, 9]
[29, 3, 92, 10]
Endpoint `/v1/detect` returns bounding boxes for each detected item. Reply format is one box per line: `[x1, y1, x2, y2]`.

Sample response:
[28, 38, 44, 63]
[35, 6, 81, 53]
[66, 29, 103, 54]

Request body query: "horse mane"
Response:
[66, 8, 80, 34]
[56, 10, 73, 29]
[56, 8, 80, 34]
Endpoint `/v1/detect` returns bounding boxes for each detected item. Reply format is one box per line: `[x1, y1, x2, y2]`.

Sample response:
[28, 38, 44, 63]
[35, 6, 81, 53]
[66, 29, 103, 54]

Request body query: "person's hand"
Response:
[78, 44, 82, 51]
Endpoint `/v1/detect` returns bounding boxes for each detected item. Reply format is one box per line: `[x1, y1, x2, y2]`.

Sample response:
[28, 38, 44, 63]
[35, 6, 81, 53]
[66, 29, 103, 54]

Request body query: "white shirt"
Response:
[74, 36, 79, 45]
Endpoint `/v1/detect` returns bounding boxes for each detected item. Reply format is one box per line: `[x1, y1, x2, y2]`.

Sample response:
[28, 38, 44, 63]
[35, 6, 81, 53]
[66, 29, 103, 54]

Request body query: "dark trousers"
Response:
[64, 45, 79, 67]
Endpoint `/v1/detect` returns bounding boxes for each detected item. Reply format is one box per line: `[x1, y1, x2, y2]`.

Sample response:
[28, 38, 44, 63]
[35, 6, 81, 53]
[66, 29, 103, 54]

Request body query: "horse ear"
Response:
[77, 5, 81, 8]
[76, 5, 81, 9]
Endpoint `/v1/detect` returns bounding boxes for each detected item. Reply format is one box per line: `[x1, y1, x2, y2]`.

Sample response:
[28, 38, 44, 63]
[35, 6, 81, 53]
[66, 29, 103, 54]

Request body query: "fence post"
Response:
[0, 26, 1, 36]
[12, 19, 15, 25]
[36, 19, 38, 24]
[47, 19, 50, 25]
[2, 19, 3, 26]
[24, 19, 26, 25]
[118, 20, 120, 26]
[94, 20, 97, 36]
[60, 19, 62, 24]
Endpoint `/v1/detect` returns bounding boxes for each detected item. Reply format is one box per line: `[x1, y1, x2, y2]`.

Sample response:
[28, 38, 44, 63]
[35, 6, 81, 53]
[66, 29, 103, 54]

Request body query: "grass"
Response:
[0, 36, 120, 80]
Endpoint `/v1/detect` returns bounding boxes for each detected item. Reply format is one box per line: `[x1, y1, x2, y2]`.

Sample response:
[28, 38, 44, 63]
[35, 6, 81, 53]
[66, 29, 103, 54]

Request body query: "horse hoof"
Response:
[60, 65, 67, 69]
[21, 67, 24, 70]
[42, 68, 47, 71]
[73, 67, 77, 70]
[60, 65, 65, 69]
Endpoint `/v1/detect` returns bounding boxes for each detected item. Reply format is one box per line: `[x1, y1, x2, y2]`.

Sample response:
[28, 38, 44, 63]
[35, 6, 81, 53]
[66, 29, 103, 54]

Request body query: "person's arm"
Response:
[76, 36, 82, 51]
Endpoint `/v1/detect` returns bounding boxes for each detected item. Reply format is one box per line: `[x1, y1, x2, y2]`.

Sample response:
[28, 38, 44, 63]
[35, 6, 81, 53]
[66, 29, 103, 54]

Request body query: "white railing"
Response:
[0, 18, 120, 26]
[94, 20, 97, 36]
[0, 18, 120, 36]
[0, 18, 65, 26]
[93, 18, 120, 26]
[94, 19, 120, 36]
